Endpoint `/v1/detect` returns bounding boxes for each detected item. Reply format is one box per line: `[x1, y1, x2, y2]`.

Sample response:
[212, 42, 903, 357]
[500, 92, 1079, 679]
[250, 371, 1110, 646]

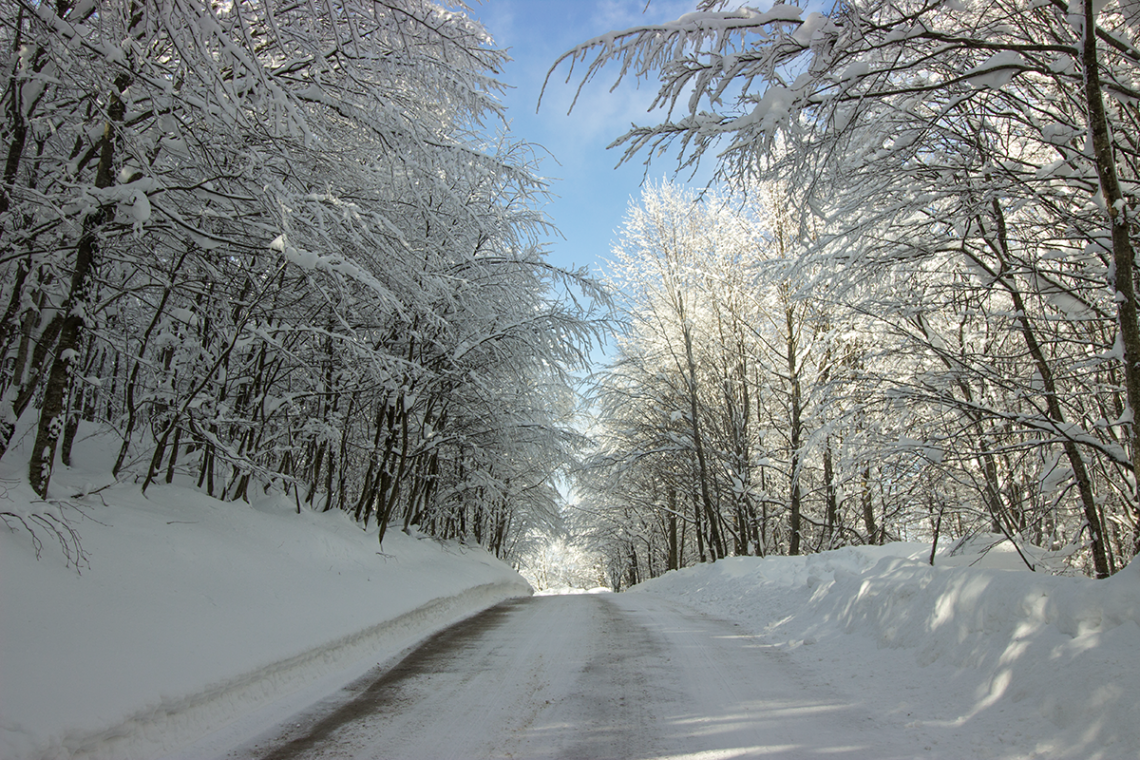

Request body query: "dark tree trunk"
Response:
[1082, 0, 1140, 564]
[667, 487, 678, 571]
[786, 304, 804, 556]
[681, 313, 723, 560]
[823, 441, 838, 550]
[861, 467, 878, 544]
[28, 72, 129, 495]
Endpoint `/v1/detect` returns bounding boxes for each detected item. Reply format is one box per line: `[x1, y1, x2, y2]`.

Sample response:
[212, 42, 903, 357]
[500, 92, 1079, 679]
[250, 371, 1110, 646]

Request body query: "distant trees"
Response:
[0, 0, 600, 557]
[561, 0, 1139, 577]
[584, 182, 862, 578]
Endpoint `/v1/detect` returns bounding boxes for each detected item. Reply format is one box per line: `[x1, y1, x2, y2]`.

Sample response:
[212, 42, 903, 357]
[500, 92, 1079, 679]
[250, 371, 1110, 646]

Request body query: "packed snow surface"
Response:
[631, 541, 1140, 759]
[0, 442, 531, 760]
[214, 593, 924, 759]
[173, 537, 1138, 760]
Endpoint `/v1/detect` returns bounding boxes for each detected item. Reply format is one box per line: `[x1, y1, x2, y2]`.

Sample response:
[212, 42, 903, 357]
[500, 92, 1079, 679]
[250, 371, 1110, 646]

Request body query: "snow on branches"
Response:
[0, 0, 603, 557]
[559, 1, 1140, 577]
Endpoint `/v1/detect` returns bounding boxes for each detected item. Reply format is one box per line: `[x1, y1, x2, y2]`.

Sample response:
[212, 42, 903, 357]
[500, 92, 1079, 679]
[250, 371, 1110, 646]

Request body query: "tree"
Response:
[583, 180, 875, 577]
[554, 0, 1139, 575]
[0, 0, 602, 560]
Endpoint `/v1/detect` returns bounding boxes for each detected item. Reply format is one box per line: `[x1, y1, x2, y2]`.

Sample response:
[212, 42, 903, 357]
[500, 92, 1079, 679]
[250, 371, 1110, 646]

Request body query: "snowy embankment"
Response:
[0, 447, 531, 760]
[631, 540, 1140, 760]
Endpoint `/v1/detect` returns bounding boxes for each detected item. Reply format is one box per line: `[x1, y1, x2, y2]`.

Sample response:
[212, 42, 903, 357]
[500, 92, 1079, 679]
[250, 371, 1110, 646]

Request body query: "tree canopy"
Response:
[558, 0, 1139, 580]
[0, 0, 603, 559]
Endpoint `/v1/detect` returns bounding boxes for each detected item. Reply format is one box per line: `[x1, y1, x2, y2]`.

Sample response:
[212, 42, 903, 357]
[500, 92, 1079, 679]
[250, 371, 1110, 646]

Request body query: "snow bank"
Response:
[632, 541, 1140, 759]
[0, 447, 530, 760]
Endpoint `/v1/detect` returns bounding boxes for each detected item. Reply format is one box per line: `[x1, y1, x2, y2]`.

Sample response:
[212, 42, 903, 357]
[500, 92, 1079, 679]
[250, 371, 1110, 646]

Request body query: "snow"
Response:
[675, 4, 802, 28]
[0, 428, 531, 760]
[126, 189, 151, 229]
[208, 592, 926, 759]
[791, 12, 828, 46]
[757, 3, 805, 23]
[173, 553, 1139, 759]
[631, 540, 1140, 759]
[4, 434, 1137, 759]
[964, 51, 1026, 89]
[840, 60, 871, 82]
[532, 586, 612, 596]
[727, 85, 793, 136]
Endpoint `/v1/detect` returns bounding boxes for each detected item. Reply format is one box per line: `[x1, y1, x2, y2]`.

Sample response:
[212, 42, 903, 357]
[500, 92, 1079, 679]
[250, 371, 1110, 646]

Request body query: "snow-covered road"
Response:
[223, 593, 918, 760]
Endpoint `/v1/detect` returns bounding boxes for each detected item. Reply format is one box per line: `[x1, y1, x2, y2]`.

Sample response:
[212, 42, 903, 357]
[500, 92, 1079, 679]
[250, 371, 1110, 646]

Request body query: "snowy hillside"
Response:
[632, 541, 1140, 760]
[0, 446, 531, 760]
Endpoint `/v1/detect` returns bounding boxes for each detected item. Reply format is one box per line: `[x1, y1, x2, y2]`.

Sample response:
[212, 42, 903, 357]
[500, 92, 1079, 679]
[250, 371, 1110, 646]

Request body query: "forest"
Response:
[0, 0, 603, 561]
[559, 0, 1140, 585]
[1, 0, 1138, 586]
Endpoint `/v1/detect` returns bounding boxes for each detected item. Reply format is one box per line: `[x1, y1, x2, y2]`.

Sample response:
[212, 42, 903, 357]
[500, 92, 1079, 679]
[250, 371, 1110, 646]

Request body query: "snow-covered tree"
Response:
[555, 0, 1138, 575]
[0, 0, 602, 558]
[583, 181, 879, 577]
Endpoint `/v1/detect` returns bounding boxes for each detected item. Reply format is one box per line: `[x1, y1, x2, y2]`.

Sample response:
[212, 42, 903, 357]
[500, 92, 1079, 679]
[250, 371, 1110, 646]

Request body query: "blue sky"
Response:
[470, 0, 709, 280]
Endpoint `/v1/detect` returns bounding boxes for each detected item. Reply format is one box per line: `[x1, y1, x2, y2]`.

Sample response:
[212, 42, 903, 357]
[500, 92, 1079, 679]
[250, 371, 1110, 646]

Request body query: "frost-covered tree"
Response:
[584, 181, 883, 578]
[0, 0, 602, 558]
[554, 0, 1138, 575]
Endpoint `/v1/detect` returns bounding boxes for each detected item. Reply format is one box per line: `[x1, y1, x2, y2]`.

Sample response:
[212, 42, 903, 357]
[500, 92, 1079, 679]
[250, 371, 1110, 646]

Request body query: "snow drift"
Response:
[631, 541, 1140, 759]
[0, 455, 531, 760]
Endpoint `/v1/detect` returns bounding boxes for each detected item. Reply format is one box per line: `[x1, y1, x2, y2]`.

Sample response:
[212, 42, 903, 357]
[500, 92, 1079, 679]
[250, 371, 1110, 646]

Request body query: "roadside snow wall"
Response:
[632, 542, 1140, 759]
[0, 477, 531, 760]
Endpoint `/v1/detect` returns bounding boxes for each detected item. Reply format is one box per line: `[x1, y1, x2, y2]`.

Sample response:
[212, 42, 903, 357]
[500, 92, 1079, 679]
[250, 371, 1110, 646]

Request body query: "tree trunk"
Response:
[1082, 0, 1140, 561]
[693, 489, 705, 562]
[667, 487, 679, 571]
[978, 198, 1111, 577]
[28, 69, 129, 497]
[861, 466, 878, 544]
[823, 440, 838, 551]
[786, 302, 804, 556]
[681, 313, 723, 559]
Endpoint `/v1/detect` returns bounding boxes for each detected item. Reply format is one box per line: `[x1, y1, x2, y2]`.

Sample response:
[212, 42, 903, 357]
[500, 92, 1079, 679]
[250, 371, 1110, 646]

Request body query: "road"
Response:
[224, 593, 916, 760]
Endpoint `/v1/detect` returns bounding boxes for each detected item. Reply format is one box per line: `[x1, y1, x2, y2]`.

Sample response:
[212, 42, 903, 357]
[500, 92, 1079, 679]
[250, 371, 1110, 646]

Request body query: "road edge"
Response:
[64, 579, 532, 760]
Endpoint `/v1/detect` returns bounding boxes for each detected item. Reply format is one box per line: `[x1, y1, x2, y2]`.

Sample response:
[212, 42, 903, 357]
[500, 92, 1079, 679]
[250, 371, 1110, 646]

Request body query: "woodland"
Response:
[0, 0, 603, 560]
[558, 0, 1140, 585]
[1, 0, 1139, 586]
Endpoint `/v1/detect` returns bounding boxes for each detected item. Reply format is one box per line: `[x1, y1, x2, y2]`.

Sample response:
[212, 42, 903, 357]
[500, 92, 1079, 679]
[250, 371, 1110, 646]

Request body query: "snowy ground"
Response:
[165, 538, 1140, 760]
[3, 431, 1137, 760]
[211, 593, 927, 760]
[0, 432, 531, 760]
[631, 541, 1140, 760]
